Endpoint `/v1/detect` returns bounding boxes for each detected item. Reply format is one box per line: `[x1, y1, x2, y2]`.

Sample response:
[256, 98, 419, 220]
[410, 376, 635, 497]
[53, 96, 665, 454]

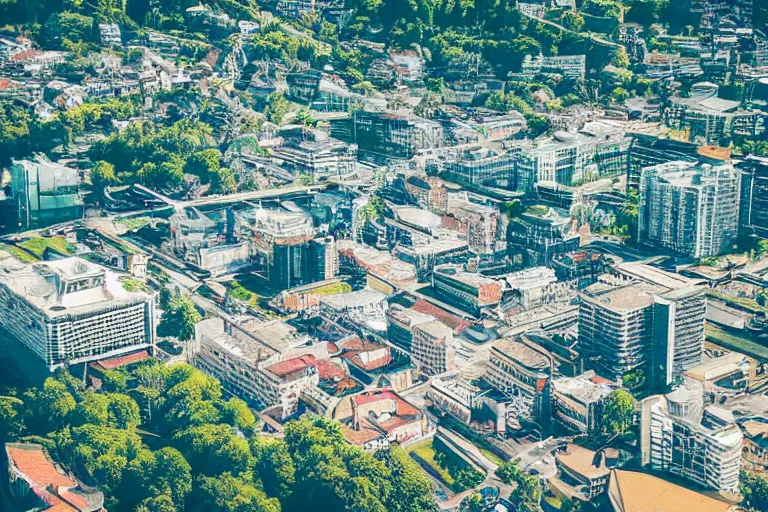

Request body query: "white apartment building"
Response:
[639, 161, 741, 258]
[411, 320, 455, 376]
[0, 257, 155, 370]
[641, 381, 743, 492]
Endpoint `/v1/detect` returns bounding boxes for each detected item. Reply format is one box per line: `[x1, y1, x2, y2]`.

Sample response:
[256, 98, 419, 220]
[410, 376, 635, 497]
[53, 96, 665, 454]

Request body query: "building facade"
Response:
[0, 258, 155, 371]
[411, 320, 455, 375]
[639, 161, 740, 258]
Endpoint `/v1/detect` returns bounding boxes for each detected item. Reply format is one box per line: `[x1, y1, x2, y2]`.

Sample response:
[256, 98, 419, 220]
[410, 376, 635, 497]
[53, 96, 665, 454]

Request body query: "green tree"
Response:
[376, 446, 436, 512]
[157, 295, 201, 341]
[0, 396, 24, 439]
[741, 470, 768, 511]
[497, 460, 542, 512]
[91, 160, 118, 191]
[251, 437, 296, 502]
[600, 389, 634, 440]
[136, 493, 177, 512]
[102, 370, 128, 393]
[561, 11, 585, 31]
[22, 378, 76, 435]
[174, 424, 252, 476]
[191, 472, 281, 512]
[211, 167, 236, 194]
[266, 93, 291, 125]
[186, 148, 222, 184]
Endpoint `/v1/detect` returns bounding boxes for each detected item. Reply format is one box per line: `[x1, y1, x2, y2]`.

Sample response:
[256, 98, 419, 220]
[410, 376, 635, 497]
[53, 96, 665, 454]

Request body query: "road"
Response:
[518, 9, 623, 49]
[134, 183, 327, 209]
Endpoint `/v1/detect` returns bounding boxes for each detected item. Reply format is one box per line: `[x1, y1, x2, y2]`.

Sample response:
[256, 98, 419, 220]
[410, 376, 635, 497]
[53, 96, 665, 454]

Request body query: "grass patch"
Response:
[229, 280, 253, 301]
[18, 236, 75, 258]
[706, 324, 768, 362]
[0, 243, 38, 262]
[480, 448, 504, 466]
[407, 439, 455, 487]
[117, 217, 152, 230]
[313, 281, 352, 295]
[708, 290, 766, 314]
[120, 277, 146, 293]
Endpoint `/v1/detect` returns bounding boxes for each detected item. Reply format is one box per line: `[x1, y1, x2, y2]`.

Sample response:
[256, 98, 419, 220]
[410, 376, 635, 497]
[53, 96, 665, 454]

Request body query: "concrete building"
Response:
[738, 155, 768, 239]
[386, 304, 435, 352]
[337, 389, 427, 451]
[0, 257, 155, 371]
[555, 444, 611, 500]
[432, 264, 502, 316]
[521, 54, 586, 79]
[241, 207, 319, 290]
[739, 417, 768, 472]
[664, 94, 767, 145]
[485, 338, 551, 422]
[270, 127, 357, 179]
[627, 133, 703, 191]
[641, 382, 743, 492]
[192, 316, 330, 420]
[170, 208, 250, 276]
[412, 319, 455, 375]
[10, 156, 85, 230]
[638, 161, 740, 258]
[507, 205, 579, 269]
[330, 110, 444, 161]
[684, 352, 752, 403]
[426, 146, 518, 189]
[319, 289, 389, 331]
[428, 372, 479, 424]
[580, 264, 706, 384]
[551, 371, 615, 434]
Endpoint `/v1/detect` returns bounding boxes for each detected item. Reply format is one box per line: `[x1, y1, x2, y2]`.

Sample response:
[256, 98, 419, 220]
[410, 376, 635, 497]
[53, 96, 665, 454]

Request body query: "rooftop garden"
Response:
[18, 236, 75, 258]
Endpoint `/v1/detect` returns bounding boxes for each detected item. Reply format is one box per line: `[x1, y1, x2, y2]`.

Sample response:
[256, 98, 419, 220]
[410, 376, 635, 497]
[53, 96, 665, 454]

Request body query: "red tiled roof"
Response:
[590, 374, 614, 385]
[90, 350, 150, 371]
[12, 49, 40, 61]
[411, 299, 470, 333]
[341, 337, 392, 371]
[266, 355, 346, 380]
[266, 355, 317, 377]
[6, 444, 78, 512]
[58, 487, 89, 511]
[353, 389, 421, 417]
[315, 359, 346, 380]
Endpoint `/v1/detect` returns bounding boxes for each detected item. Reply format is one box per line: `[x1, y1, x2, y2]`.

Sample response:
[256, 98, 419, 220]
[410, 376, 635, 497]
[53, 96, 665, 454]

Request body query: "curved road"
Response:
[519, 9, 623, 49]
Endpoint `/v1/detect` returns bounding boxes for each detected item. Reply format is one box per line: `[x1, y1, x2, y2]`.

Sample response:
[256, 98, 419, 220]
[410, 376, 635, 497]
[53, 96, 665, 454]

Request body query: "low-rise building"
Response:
[684, 352, 752, 402]
[7, 442, 106, 512]
[607, 469, 736, 512]
[319, 289, 389, 331]
[485, 338, 551, 422]
[555, 444, 611, 500]
[0, 257, 155, 371]
[521, 54, 586, 79]
[386, 304, 436, 352]
[428, 372, 479, 424]
[337, 389, 427, 451]
[270, 127, 357, 179]
[432, 264, 502, 316]
[739, 417, 768, 472]
[551, 371, 615, 434]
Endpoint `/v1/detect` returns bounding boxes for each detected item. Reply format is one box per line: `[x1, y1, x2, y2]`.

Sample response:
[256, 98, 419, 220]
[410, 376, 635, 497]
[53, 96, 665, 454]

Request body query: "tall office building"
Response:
[580, 263, 706, 385]
[738, 155, 768, 239]
[243, 207, 318, 290]
[641, 381, 743, 493]
[626, 134, 702, 191]
[10, 156, 85, 230]
[0, 257, 155, 371]
[638, 161, 740, 258]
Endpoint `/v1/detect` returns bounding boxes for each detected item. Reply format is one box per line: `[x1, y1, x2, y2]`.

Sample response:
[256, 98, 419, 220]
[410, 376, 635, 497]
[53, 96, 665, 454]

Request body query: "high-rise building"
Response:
[641, 381, 743, 492]
[638, 161, 740, 258]
[242, 207, 317, 290]
[10, 156, 85, 230]
[0, 257, 155, 371]
[626, 134, 702, 191]
[580, 263, 706, 385]
[738, 155, 768, 239]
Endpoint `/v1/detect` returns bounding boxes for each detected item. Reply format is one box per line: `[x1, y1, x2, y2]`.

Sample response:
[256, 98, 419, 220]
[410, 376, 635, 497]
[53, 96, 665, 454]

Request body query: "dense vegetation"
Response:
[0, 363, 436, 512]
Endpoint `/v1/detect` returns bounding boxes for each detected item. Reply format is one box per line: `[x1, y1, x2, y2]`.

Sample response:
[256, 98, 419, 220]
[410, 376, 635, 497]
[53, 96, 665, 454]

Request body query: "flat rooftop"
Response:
[492, 338, 549, 370]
